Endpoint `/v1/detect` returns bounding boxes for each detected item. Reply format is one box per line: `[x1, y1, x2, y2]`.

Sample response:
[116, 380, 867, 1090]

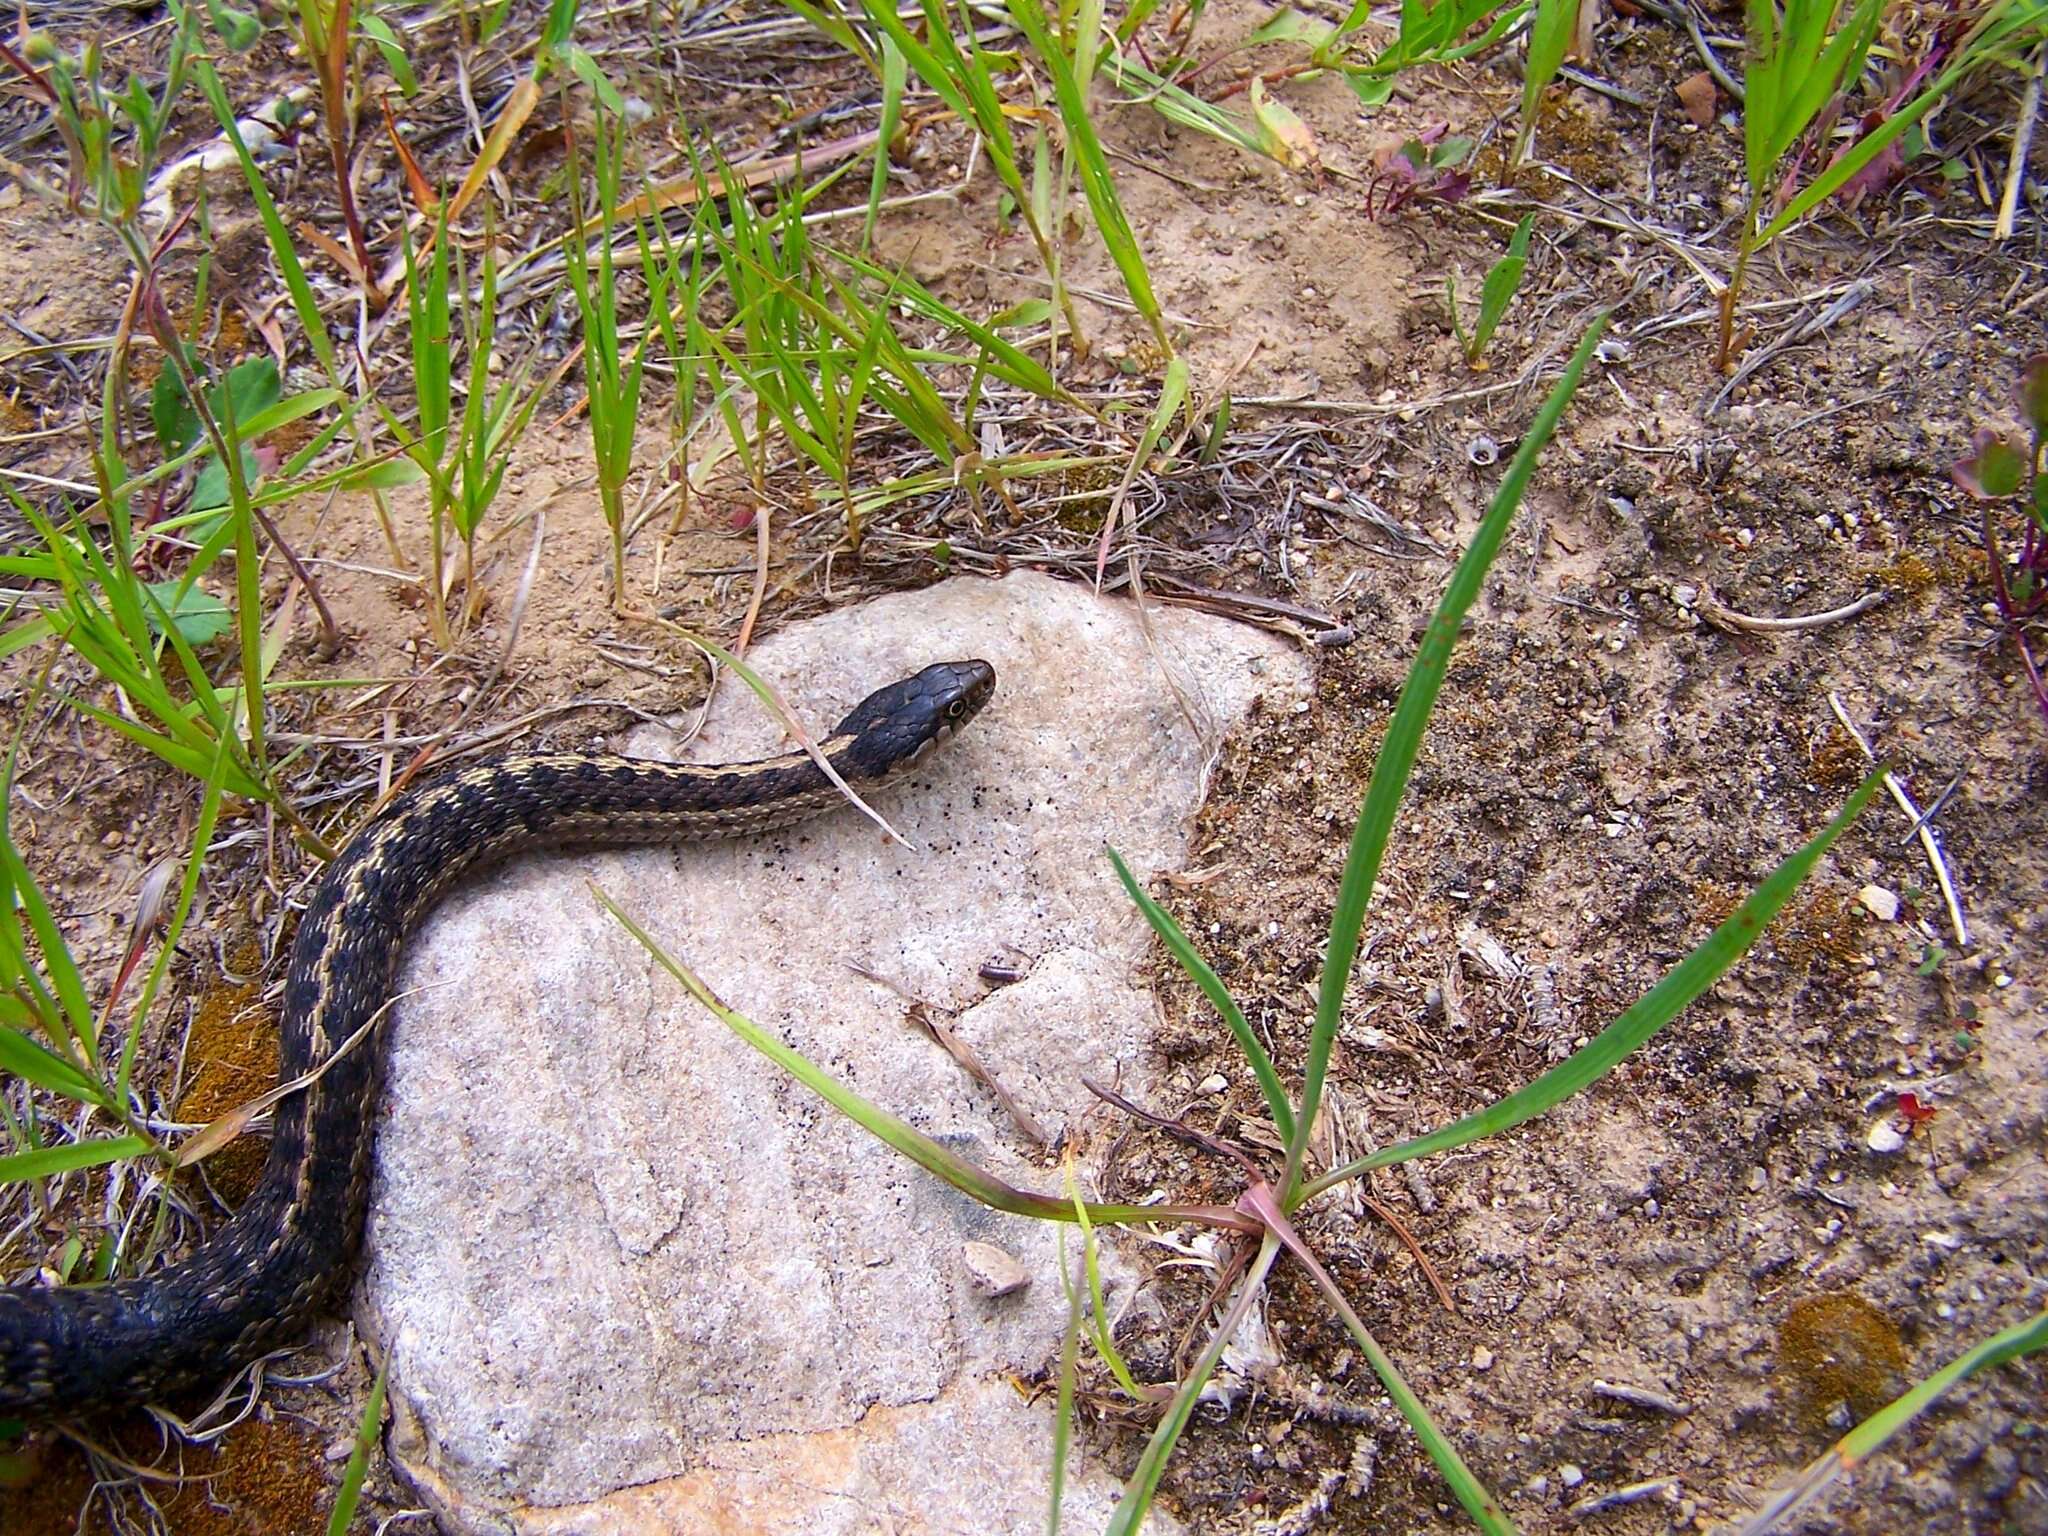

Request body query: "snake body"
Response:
[0, 660, 995, 1415]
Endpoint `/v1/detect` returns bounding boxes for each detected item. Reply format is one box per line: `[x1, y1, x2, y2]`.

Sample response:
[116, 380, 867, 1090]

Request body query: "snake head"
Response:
[832, 660, 996, 779]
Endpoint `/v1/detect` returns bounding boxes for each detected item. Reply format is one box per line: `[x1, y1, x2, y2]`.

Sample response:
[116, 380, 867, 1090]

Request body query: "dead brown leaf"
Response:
[1676, 71, 1717, 129]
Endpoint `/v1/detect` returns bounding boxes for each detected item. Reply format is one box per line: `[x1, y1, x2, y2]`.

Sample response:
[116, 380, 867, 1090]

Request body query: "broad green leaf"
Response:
[336, 460, 427, 493]
[358, 14, 417, 95]
[565, 44, 624, 113]
[143, 580, 232, 645]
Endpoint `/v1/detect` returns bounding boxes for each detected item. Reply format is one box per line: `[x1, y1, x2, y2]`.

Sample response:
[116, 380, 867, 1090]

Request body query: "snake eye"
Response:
[946, 699, 966, 719]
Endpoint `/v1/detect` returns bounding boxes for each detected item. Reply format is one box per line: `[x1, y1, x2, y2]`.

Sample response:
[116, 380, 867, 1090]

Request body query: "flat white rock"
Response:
[359, 571, 1308, 1533]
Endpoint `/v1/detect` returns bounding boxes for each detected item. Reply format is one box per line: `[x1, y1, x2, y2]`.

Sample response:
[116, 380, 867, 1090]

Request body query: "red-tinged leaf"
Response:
[381, 90, 439, 215]
[1374, 123, 1452, 182]
[1954, 429, 2027, 499]
[2019, 354, 2048, 436]
[1896, 1091, 1938, 1128]
[1432, 170, 1473, 205]
[1831, 109, 1910, 207]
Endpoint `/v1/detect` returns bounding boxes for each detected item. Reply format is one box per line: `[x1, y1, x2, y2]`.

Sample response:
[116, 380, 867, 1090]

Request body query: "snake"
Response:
[0, 659, 995, 1416]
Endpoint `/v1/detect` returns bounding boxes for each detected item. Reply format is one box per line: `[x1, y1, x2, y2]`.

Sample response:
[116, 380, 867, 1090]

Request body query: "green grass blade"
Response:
[594, 886, 1256, 1234]
[864, 35, 908, 253]
[1101, 53, 1267, 159]
[1468, 213, 1534, 363]
[326, 1355, 389, 1536]
[1106, 846, 1294, 1142]
[1050, 1227, 1082, 1535]
[1735, 1305, 2048, 1535]
[1006, 0, 1169, 351]
[1757, 0, 2047, 247]
[193, 61, 341, 381]
[781, 0, 873, 60]
[0, 1133, 152, 1184]
[1283, 314, 1608, 1199]
[1242, 1183, 1514, 1533]
[116, 729, 238, 1100]
[0, 795, 98, 1061]
[0, 1027, 100, 1102]
[1064, 1158, 1141, 1398]
[1511, 0, 1579, 168]
[827, 250, 1066, 400]
[1298, 766, 1888, 1203]
[1103, 1232, 1282, 1536]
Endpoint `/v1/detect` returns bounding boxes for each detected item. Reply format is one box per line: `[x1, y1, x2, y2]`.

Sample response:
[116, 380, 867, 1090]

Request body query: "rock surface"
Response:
[359, 571, 1310, 1533]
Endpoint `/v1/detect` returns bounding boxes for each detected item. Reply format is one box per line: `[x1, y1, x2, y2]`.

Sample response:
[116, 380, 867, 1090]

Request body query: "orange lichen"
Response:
[1774, 890, 1864, 971]
[1776, 1291, 1908, 1433]
[0, 1417, 331, 1536]
[1802, 723, 1868, 788]
[175, 970, 278, 1205]
[164, 1417, 333, 1535]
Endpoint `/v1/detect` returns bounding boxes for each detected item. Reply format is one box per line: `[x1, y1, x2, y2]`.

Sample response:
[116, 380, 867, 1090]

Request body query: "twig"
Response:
[1994, 43, 2045, 242]
[1568, 1477, 1680, 1518]
[1592, 1379, 1690, 1415]
[1705, 281, 1874, 415]
[1085, 1076, 1262, 1179]
[1558, 66, 1648, 109]
[848, 962, 1048, 1145]
[1681, 1, 1745, 102]
[1697, 589, 1887, 633]
[1825, 694, 1970, 949]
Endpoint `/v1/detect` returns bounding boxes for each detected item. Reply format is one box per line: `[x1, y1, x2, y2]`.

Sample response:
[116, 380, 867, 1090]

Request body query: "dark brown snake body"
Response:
[0, 660, 995, 1416]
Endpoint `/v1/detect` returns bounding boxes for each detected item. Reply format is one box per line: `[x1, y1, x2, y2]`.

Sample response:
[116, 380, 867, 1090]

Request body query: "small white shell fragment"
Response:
[1866, 1118, 1908, 1154]
[1857, 885, 1900, 921]
[962, 1240, 1032, 1298]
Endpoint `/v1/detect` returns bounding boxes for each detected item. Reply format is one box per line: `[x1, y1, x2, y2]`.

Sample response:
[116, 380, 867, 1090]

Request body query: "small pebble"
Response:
[1197, 1072, 1228, 1095]
[1866, 1119, 1907, 1154]
[1471, 1347, 1495, 1371]
[1856, 884, 1899, 922]
[1560, 1464, 1584, 1489]
[962, 1241, 1031, 1298]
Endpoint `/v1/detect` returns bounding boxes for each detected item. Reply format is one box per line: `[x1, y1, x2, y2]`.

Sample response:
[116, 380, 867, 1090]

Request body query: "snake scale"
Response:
[0, 659, 995, 1416]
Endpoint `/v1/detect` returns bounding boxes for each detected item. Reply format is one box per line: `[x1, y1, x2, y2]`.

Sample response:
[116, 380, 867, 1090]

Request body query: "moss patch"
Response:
[1777, 1291, 1909, 1434]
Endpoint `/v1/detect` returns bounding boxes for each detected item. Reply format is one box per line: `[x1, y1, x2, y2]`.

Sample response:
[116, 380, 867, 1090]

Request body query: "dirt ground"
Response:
[0, 0, 2043, 1532]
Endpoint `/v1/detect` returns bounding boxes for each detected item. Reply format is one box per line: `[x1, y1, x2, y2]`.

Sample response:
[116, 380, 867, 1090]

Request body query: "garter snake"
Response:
[0, 659, 995, 1415]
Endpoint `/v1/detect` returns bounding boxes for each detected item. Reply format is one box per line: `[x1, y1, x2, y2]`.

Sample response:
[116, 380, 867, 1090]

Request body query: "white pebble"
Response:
[962, 1241, 1031, 1298]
